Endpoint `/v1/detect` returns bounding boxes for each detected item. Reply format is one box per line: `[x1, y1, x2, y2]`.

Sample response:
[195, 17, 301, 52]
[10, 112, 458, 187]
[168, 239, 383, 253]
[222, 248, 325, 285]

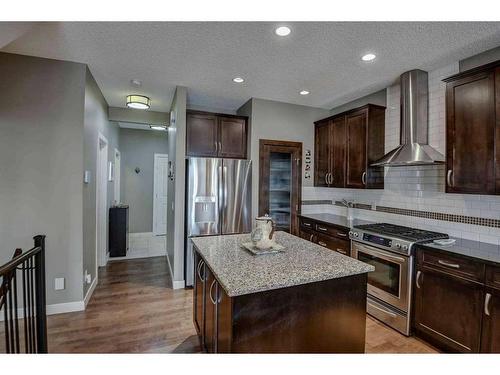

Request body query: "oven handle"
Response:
[354, 242, 406, 263]
[368, 300, 397, 318]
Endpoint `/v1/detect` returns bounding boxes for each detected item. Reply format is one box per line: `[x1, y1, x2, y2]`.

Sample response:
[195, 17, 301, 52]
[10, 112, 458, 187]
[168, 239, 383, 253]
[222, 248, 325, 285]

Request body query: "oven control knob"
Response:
[395, 243, 401, 249]
[349, 231, 353, 237]
[402, 245, 408, 251]
[354, 232, 359, 237]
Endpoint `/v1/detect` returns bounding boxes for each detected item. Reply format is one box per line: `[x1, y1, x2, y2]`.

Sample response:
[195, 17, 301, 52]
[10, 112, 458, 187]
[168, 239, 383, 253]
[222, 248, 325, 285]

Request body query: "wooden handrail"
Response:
[0, 247, 41, 276]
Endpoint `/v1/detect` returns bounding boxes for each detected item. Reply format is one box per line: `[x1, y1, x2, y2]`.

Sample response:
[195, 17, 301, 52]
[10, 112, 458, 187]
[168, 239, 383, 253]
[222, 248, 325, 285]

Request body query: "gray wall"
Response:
[0, 52, 86, 305]
[237, 98, 329, 219]
[167, 86, 187, 284]
[119, 128, 169, 233]
[329, 89, 387, 116]
[82, 68, 119, 297]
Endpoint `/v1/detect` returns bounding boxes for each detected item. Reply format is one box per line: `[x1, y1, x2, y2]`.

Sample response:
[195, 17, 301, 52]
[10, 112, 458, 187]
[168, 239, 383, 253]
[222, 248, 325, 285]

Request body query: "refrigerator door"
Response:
[221, 159, 252, 234]
[186, 157, 221, 237]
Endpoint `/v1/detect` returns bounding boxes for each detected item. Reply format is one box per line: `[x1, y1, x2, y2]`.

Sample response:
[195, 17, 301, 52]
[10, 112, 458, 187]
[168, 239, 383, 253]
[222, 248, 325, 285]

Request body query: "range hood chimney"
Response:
[371, 69, 444, 167]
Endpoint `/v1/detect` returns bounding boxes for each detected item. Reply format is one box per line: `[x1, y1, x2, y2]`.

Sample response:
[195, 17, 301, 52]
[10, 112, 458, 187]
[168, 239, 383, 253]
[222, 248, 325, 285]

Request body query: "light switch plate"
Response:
[84, 170, 91, 184]
[55, 277, 65, 290]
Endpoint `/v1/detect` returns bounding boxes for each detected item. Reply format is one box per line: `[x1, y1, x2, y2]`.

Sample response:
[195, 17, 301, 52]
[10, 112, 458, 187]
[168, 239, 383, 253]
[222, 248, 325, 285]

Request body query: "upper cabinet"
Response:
[314, 104, 385, 189]
[444, 63, 500, 195]
[186, 111, 248, 159]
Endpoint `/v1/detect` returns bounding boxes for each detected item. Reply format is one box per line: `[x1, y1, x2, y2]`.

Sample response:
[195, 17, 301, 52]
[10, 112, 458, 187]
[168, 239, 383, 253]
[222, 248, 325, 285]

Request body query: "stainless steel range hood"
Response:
[371, 69, 445, 167]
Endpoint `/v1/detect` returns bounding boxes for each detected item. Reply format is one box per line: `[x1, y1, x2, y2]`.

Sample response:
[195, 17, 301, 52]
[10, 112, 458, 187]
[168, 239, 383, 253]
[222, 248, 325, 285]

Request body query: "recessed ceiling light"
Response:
[361, 53, 376, 62]
[150, 125, 167, 131]
[275, 26, 291, 37]
[130, 79, 142, 87]
[233, 77, 245, 83]
[299, 90, 310, 95]
[126, 95, 151, 110]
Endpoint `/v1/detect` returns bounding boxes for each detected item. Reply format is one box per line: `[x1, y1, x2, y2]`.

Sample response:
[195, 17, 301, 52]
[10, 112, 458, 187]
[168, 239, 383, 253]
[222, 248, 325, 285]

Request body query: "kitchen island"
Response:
[191, 231, 374, 353]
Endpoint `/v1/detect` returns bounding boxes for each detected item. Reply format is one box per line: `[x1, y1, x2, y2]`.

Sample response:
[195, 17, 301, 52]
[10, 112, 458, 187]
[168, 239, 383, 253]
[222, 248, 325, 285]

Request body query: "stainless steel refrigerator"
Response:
[185, 158, 252, 286]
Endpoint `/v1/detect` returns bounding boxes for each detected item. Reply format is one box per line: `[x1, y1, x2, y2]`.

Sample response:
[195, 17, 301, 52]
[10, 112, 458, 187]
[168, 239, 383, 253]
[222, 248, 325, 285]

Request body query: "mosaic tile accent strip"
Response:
[301, 200, 333, 205]
[311, 200, 500, 229]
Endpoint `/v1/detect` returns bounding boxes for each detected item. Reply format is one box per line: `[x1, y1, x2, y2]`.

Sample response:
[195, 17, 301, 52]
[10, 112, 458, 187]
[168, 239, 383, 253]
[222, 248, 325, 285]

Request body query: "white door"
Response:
[114, 149, 121, 204]
[96, 134, 108, 268]
[153, 154, 169, 236]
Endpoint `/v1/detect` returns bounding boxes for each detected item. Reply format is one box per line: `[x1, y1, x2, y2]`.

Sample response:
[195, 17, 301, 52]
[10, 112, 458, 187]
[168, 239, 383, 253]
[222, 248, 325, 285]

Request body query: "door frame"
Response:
[113, 148, 121, 204]
[258, 139, 302, 235]
[96, 133, 108, 271]
[153, 153, 169, 236]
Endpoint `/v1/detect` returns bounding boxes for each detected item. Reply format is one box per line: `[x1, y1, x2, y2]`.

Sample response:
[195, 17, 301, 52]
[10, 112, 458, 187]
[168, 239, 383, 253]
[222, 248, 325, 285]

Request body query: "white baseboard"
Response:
[0, 301, 85, 321]
[84, 276, 98, 307]
[172, 280, 185, 289]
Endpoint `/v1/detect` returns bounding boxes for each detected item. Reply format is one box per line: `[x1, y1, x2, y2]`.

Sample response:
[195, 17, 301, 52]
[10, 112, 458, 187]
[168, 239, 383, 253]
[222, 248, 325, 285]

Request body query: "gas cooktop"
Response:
[349, 223, 449, 255]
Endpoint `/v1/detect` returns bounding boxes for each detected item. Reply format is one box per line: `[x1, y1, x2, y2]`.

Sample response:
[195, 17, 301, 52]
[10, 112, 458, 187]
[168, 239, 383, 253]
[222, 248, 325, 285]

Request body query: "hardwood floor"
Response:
[38, 257, 436, 353]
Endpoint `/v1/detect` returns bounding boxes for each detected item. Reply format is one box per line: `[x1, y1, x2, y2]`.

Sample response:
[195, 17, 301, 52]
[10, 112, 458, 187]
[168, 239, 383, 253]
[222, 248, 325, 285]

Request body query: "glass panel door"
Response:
[269, 152, 292, 232]
[358, 252, 401, 297]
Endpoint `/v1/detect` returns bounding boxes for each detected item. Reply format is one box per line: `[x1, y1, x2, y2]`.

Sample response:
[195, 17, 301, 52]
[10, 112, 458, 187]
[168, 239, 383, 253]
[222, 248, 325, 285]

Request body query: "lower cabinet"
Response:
[316, 233, 350, 256]
[193, 252, 205, 339]
[413, 266, 484, 353]
[298, 217, 350, 256]
[414, 248, 499, 353]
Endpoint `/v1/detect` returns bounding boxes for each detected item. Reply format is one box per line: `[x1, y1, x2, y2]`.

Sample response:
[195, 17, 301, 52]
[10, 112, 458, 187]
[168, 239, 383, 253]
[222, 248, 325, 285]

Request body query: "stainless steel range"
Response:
[349, 223, 448, 335]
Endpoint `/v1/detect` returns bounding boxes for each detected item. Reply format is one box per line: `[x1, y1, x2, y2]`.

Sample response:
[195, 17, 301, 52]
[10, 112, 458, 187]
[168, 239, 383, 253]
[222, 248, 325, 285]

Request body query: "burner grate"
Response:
[355, 223, 448, 242]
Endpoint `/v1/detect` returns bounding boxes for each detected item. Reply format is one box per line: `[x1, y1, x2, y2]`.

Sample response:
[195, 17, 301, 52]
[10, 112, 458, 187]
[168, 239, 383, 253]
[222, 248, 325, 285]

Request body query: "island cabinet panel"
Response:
[203, 267, 217, 353]
[314, 104, 385, 190]
[193, 252, 205, 339]
[186, 110, 248, 159]
[230, 273, 367, 353]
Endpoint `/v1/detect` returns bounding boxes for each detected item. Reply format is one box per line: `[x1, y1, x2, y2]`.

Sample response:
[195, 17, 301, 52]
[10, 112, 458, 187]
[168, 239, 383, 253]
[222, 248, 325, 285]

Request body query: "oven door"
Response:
[352, 241, 410, 312]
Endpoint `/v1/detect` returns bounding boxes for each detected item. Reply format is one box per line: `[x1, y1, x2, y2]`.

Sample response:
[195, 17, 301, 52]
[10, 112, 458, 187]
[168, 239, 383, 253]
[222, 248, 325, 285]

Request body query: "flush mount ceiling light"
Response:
[361, 53, 377, 62]
[275, 26, 291, 36]
[232, 77, 245, 83]
[126, 95, 151, 110]
[150, 125, 167, 131]
[299, 90, 310, 95]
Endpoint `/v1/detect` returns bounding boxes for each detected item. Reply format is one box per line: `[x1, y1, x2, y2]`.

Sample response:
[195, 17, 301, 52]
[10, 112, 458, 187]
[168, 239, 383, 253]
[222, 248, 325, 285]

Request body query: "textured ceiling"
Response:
[3, 22, 500, 112]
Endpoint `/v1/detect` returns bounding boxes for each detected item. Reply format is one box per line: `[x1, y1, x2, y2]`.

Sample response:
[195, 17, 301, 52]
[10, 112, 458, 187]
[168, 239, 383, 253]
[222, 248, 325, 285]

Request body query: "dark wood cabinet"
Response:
[444, 62, 500, 195]
[316, 233, 350, 256]
[414, 265, 484, 353]
[414, 247, 500, 353]
[259, 139, 302, 235]
[298, 216, 350, 256]
[108, 206, 129, 257]
[186, 111, 248, 159]
[314, 104, 385, 189]
[193, 252, 205, 341]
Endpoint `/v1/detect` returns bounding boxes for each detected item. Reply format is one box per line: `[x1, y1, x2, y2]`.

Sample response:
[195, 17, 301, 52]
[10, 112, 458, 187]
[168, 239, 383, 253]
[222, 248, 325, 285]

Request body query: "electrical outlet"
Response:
[54, 277, 65, 290]
[84, 270, 92, 284]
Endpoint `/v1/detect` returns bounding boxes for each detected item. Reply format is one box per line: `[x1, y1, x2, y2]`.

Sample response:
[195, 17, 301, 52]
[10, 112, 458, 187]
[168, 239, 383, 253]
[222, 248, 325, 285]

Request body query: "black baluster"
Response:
[34, 235, 47, 353]
[22, 262, 28, 353]
[3, 283, 10, 353]
[26, 258, 32, 353]
[13, 268, 20, 353]
[8, 276, 15, 352]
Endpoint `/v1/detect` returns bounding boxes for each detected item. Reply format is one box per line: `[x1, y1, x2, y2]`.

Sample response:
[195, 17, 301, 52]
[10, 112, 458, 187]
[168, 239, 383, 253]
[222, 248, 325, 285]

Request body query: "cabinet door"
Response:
[346, 110, 367, 188]
[299, 229, 315, 242]
[316, 233, 350, 256]
[330, 116, 346, 187]
[481, 288, 500, 353]
[218, 116, 247, 159]
[193, 253, 205, 339]
[414, 266, 484, 353]
[314, 121, 331, 187]
[446, 70, 496, 194]
[186, 112, 218, 157]
[204, 267, 217, 353]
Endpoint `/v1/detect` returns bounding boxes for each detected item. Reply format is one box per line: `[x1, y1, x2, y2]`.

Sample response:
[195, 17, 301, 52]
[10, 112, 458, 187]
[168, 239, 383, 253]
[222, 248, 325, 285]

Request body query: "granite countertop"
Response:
[299, 213, 375, 229]
[419, 237, 500, 265]
[191, 231, 374, 297]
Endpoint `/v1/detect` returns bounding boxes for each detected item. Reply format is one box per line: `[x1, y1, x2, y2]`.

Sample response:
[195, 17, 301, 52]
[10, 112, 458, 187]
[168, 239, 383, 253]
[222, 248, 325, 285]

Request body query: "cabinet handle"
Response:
[330, 171, 334, 184]
[324, 173, 329, 185]
[303, 222, 311, 227]
[196, 260, 204, 281]
[309, 234, 314, 242]
[209, 279, 217, 305]
[318, 241, 327, 247]
[317, 226, 328, 232]
[485, 293, 492, 316]
[219, 141, 222, 152]
[438, 259, 460, 269]
[362, 171, 366, 186]
[336, 232, 347, 237]
[215, 141, 218, 153]
[447, 169, 453, 187]
[336, 248, 347, 254]
[416, 270, 422, 289]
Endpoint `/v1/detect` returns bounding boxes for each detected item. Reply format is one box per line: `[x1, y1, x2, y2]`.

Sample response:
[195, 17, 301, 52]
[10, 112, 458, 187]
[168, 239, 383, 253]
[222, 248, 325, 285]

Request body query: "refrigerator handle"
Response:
[218, 161, 224, 234]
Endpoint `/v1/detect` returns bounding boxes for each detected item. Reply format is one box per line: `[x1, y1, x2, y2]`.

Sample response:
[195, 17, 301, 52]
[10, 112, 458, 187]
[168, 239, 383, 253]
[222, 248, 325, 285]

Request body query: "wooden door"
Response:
[186, 112, 218, 157]
[204, 267, 216, 353]
[330, 116, 346, 187]
[481, 287, 500, 353]
[346, 110, 367, 188]
[314, 120, 331, 187]
[414, 266, 484, 353]
[193, 252, 205, 339]
[259, 140, 302, 235]
[445, 70, 496, 194]
[218, 116, 247, 159]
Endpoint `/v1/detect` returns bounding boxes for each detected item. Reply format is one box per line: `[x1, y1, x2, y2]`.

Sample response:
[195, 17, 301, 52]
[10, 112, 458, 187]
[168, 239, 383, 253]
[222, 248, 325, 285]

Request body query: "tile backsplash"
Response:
[303, 61, 500, 245]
